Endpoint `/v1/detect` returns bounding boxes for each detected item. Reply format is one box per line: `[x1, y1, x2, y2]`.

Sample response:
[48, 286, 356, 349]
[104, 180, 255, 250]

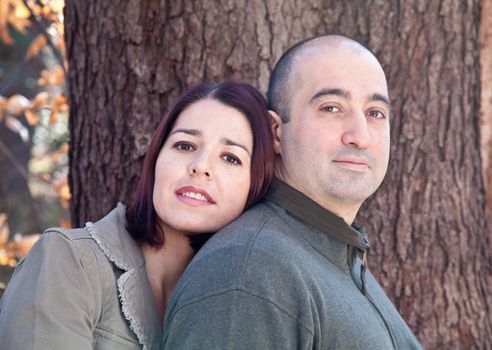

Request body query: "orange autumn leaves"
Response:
[0, 0, 67, 134]
[0, 0, 31, 45]
[0, 0, 68, 264]
[0, 214, 40, 267]
[0, 0, 64, 45]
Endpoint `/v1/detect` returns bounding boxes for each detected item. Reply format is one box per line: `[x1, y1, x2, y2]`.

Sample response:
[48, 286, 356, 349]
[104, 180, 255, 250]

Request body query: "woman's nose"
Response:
[190, 166, 211, 178]
[188, 153, 212, 178]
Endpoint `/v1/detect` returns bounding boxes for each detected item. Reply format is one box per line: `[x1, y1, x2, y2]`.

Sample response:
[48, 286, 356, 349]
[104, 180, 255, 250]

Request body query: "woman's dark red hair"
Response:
[126, 81, 274, 248]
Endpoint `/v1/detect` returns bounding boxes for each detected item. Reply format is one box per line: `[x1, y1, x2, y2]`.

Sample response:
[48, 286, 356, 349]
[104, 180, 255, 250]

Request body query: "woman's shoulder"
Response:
[20, 226, 107, 278]
[39, 225, 101, 255]
[40, 203, 130, 262]
[0, 218, 124, 348]
[25, 204, 129, 274]
[6, 218, 123, 312]
[43, 226, 91, 241]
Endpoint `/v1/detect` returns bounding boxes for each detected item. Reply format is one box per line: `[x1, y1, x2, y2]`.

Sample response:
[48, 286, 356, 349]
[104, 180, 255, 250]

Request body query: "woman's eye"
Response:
[174, 142, 195, 151]
[222, 153, 242, 166]
[367, 110, 386, 119]
[320, 105, 341, 113]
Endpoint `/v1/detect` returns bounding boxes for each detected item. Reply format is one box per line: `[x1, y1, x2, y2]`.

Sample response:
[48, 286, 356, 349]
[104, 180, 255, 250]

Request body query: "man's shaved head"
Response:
[267, 35, 377, 122]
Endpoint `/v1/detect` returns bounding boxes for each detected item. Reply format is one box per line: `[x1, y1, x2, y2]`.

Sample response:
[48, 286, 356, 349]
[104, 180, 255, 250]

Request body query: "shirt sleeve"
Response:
[162, 288, 314, 350]
[0, 230, 100, 350]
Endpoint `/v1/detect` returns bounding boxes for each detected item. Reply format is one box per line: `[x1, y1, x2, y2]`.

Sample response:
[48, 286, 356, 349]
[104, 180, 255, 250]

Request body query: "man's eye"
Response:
[367, 110, 386, 119]
[174, 142, 195, 151]
[320, 105, 340, 113]
[222, 153, 242, 166]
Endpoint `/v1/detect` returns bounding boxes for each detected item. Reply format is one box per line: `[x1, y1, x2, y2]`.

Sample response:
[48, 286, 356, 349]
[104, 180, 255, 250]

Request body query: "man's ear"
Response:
[268, 110, 282, 155]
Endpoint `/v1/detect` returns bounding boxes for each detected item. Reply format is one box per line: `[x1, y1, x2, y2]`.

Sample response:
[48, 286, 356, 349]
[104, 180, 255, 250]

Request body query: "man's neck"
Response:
[275, 172, 361, 225]
[265, 178, 371, 251]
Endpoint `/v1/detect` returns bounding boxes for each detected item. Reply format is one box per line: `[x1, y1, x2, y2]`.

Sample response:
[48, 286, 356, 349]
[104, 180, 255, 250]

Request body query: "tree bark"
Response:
[65, 0, 491, 347]
[481, 0, 492, 224]
[356, 1, 490, 347]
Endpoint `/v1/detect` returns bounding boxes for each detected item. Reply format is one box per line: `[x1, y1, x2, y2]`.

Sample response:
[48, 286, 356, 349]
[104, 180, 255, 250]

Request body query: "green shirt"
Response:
[163, 180, 422, 349]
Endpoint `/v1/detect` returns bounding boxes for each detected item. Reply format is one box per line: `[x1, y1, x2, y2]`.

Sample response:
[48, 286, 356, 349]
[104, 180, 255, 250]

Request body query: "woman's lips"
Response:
[176, 185, 215, 205]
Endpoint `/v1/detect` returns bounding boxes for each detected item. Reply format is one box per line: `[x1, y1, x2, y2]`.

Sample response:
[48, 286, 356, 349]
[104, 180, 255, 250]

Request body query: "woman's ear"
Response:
[268, 110, 282, 155]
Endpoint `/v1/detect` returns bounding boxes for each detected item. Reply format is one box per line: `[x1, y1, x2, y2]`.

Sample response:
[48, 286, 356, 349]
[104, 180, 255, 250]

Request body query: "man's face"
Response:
[277, 45, 391, 219]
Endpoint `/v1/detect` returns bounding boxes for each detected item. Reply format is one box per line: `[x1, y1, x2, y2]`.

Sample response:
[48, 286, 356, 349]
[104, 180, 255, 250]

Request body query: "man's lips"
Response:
[176, 185, 216, 204]
[333, 158, 370, 171]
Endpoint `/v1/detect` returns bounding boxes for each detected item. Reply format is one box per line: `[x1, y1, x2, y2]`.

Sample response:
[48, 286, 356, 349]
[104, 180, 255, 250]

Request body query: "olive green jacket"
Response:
[0, 204, 161, 349]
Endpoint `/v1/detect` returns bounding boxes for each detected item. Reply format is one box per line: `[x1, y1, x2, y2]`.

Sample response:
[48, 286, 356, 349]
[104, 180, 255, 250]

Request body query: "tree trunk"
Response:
[356, 1, 490, 348]
[481, 0, 492, 223]
[65, 0, 491, 347]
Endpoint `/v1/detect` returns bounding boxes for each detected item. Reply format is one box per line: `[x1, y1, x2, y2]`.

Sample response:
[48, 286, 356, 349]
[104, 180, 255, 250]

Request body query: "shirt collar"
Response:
[265, 178, 370, 251]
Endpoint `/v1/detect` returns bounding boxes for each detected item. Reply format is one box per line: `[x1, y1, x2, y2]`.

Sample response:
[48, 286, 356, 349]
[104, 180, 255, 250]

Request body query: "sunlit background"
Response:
[0, 0, 68, 293]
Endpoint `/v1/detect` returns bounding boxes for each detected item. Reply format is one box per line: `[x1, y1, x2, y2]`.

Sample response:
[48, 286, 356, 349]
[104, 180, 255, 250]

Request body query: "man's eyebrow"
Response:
[221, 138, 251, 156]
[368, 93, 392, 112]
[310, 89, 392, 112]
[309, 88, 350, 102]
[171, 129, 201, 136]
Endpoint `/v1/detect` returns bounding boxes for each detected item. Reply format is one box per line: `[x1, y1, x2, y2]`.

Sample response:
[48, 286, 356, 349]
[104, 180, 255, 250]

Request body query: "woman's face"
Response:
[153, 98, 253, 235]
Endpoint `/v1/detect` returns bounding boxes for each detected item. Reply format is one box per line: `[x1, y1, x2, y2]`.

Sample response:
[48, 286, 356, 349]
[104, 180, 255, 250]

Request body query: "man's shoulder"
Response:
[184, 202, 287, 269]
[212, 202, 285, 240]
[220, 201, 281, 234]
[196, 201, 300, 266]
[169, 202, 312, 308]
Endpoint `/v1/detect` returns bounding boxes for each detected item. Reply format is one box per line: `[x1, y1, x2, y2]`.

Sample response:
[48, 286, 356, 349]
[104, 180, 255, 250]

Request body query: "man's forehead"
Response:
[291, 44, 388, 95]
[291, 37, 369, 65]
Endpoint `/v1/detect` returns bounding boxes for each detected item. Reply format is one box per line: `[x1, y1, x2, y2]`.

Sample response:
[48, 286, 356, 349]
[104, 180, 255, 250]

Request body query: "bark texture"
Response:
[357, 2, 490, 348]
[65, 0, 491, 347]
[481, 0, 492, 223]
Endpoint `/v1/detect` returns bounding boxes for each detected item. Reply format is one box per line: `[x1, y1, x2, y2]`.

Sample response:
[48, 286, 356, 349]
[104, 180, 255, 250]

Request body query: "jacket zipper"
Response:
[348, 246, 398, 350]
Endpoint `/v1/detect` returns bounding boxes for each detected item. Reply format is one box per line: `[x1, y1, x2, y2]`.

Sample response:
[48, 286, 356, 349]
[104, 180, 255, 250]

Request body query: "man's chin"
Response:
[324, 184, 377, 204]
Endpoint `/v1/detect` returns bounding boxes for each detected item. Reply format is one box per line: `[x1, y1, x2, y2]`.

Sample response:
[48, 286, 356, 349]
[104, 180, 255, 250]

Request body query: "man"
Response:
[162, 35, 422, 349]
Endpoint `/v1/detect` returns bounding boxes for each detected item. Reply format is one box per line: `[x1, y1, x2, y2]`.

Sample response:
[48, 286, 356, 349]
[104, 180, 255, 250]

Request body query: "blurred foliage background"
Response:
[0, 0, 68, 292]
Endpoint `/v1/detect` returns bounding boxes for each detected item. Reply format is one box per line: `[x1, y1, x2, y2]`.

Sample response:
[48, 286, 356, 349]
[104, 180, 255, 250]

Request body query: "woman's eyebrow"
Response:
[221, 138, 251, 156]
[171, 128, 201, 136]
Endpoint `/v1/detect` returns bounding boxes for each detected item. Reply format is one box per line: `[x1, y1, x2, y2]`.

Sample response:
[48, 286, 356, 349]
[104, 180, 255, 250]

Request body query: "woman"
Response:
[0, 81, 274, 349]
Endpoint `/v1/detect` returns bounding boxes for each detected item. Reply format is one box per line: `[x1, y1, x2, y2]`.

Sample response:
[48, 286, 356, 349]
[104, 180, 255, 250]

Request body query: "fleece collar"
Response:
[84, 203, 161, 350]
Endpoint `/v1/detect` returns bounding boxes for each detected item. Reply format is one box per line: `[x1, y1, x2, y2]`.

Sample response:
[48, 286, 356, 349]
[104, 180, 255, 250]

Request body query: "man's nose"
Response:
[188, 151, 213, 179]
[341, 111, 372, 149]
